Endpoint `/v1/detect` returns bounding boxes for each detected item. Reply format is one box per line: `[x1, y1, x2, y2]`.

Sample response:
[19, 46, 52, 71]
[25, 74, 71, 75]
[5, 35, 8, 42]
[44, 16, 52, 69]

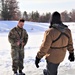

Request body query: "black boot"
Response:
[13, 71, 18, 75]
[19, 70, 25, 75]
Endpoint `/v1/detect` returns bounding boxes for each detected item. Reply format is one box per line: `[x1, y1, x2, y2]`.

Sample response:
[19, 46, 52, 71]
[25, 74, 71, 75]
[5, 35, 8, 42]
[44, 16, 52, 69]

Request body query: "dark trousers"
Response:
[44, 61, 59, 75]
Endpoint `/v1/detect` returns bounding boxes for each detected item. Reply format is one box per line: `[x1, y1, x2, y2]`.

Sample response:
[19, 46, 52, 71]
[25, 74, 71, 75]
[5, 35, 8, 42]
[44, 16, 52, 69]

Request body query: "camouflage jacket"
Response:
[8, 26, 28, 48]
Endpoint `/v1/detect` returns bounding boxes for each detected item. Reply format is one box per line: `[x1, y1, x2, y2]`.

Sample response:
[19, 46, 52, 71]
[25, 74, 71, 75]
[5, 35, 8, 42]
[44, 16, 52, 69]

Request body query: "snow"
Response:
[0, 21, 75, 75]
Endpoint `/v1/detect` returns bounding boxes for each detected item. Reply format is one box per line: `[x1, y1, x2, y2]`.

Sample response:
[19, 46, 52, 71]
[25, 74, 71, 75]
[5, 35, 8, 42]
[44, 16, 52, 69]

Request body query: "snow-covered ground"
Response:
[0, 21, 75, 75]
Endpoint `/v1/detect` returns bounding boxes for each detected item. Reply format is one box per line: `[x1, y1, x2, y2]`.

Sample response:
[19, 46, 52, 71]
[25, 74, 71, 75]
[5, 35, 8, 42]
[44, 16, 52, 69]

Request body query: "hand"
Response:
[35, 56, 41, 68]
[17, 41, 20, 46]
[22, 42, 25, 47]
[68, 52, 74, 62]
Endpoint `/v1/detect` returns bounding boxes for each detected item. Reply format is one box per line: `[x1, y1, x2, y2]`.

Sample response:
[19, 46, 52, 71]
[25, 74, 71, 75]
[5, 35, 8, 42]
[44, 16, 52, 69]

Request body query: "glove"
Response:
[68, 52, 74, 62]
[35, 56, 41, 68]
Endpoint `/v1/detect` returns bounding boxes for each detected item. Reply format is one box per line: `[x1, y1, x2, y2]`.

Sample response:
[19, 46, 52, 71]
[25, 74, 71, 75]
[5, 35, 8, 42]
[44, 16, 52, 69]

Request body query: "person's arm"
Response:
[35, 30, 52, 68]
[23, 30, 28, 46]
[67, 30, 74, 53]
[67, 30, 74, 61]
[37, 30, 52, 59]
[8, 29, 18, 46]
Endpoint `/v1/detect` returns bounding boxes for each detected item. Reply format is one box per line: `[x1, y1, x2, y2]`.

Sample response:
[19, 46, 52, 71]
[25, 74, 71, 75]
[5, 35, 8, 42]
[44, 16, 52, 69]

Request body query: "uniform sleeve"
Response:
[67, 30, 74, 53]
[23, 30, 28, 46]
[8, 29, 17, 46]
[37, 31, 52, 59]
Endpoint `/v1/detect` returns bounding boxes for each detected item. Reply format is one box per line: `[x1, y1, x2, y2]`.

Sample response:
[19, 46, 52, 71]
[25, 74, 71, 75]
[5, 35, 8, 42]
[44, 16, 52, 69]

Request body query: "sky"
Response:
[17, 0, 75, 14]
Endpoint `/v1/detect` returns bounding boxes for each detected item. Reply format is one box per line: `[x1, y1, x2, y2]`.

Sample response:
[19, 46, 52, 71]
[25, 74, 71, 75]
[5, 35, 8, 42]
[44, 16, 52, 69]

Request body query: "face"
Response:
[18, 21, 24, 28]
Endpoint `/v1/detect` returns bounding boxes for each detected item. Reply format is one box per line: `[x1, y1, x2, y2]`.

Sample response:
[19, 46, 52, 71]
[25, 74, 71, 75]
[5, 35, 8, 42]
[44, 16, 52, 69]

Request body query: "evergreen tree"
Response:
[1, 0, 20, 20]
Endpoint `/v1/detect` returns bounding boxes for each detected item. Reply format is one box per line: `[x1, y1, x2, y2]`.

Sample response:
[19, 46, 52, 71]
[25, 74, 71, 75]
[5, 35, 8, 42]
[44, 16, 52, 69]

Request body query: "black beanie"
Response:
[50, 11, 62, 28]
[52, 11, 61, 20]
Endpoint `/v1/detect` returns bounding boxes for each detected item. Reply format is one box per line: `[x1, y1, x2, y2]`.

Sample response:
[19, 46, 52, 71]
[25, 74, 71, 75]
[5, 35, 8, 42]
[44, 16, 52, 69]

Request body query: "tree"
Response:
[16, 11, 21, 20]
[23, 11, 28, 21]
[39, 15, 46, 22]
[38, 13, 51, 23]
[0, 0, 5, 19]
[45, 12, 51, 22]
[61, 11, 70, 22]
[1, 0, 9, 20]
[31, 11, 39, 22]
[69, 9, 75, 22]
[1, 0, 20, 20]
[1, 0, 4, 11]
[8, 0, 19, 20]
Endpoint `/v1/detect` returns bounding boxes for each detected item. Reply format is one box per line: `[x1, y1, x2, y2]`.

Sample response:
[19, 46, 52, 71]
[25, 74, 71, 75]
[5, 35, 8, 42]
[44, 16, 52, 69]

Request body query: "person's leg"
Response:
[43, 61, 59, 75]
[11, 49, 19, 73]
[19, 49, 25, 74]
[47, 61, 59, 75]
[43, 69, 47, 75]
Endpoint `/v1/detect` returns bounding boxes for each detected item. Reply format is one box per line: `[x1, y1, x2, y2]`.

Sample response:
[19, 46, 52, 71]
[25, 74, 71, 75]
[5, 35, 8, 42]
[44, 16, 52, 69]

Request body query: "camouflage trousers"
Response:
[11, 47, 24, 72]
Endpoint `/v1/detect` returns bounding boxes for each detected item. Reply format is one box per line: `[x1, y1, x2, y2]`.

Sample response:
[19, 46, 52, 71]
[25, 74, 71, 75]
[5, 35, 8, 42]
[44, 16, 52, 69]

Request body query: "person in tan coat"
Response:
[35, 11, 74, 75]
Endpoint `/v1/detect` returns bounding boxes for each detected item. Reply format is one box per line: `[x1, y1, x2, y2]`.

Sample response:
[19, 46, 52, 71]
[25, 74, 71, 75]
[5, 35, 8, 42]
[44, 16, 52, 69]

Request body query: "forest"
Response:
[0, 0, 75, 22]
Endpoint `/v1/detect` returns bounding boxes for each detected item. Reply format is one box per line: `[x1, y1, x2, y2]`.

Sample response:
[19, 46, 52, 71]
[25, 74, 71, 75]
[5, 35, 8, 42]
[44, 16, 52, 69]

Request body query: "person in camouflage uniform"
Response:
[8, 19, 28, 75]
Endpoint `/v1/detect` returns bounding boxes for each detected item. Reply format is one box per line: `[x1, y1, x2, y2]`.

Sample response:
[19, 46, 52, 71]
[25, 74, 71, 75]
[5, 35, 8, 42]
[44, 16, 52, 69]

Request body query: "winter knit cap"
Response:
[51, 11, 61, 24]
[50, 11, 62, 28]
[52, 11, 61, 20]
